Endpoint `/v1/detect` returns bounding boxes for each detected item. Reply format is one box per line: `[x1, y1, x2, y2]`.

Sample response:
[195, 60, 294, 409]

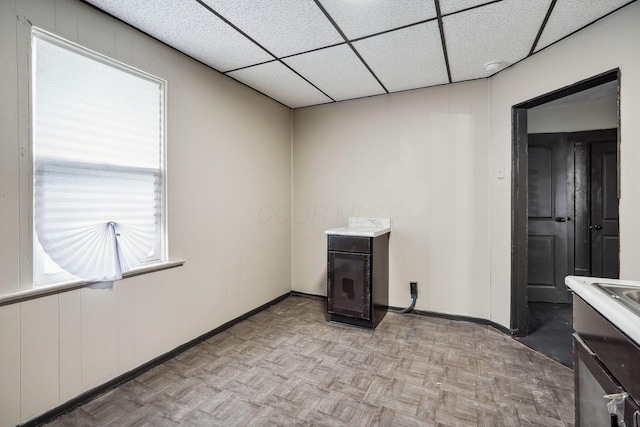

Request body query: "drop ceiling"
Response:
[84, 0, 636, 109]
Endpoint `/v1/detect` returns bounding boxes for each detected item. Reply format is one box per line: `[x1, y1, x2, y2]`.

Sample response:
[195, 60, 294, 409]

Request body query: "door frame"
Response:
[510, 69, 620, 336]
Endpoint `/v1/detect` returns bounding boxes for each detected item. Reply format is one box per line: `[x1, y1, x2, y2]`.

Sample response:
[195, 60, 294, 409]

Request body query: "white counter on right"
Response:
[565, 275, 640, 345]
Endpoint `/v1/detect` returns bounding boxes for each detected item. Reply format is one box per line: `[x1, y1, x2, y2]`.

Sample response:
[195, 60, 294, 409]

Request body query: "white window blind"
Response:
[32, 29, 166, 285]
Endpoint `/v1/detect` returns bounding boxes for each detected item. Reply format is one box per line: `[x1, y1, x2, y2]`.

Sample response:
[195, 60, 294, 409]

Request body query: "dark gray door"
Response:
[590, 141, 619, 278]
[527, 133, 572, 303]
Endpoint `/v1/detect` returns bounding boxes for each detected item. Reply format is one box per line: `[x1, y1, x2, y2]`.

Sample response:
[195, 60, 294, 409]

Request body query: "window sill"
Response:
[0, 260, 185, 307]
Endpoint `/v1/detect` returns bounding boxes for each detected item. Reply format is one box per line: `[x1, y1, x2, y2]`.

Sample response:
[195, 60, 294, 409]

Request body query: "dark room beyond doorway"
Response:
[510, 70, 620, 367]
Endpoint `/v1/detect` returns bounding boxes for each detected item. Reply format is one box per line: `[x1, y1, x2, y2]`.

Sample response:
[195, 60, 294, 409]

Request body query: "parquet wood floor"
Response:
[44, 296, 574, 426]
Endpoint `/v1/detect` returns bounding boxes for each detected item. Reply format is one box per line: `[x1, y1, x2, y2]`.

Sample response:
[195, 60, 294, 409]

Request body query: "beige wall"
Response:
[0, 0, 291, 425]
[292, 2, 640, 331]
[292, 81, 491, 318]
[489, 2, 640, 326]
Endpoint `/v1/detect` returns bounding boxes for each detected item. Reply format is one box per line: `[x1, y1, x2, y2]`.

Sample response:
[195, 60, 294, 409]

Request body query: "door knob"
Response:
[591, 224, 603, 230]
[555, 217, 567, 222]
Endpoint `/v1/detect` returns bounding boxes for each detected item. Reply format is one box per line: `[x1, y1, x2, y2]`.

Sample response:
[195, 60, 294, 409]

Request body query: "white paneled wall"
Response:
[0, 0, 291, 425]
[20, 297, 59, 422]
[58, 292, 82, 403]
[80, 288, 120, 390]
[0, 305, 20, 427]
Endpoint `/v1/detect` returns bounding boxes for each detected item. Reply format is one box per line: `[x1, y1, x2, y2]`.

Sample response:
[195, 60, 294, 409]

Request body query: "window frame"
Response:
[29, 27, 169, 288]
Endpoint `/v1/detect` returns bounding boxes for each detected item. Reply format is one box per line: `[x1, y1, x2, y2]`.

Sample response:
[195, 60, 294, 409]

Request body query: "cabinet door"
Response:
[327, 252, 371, 320]
[574, 335, 625, 427]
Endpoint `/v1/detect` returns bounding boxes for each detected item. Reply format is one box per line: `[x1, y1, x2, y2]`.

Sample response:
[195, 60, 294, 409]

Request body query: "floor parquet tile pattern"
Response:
[44, 297, 574, 426]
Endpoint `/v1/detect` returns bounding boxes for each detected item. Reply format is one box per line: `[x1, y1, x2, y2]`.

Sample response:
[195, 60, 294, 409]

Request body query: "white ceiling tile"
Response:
[283, 45, 386, 102]
[535, 0, 632, 52]
[200, 0, 343, 58]
[444, 0, 552, 81]
[85, 0, 272, 72]
[439, 0, 500, 15]
[228, 62, 333, 109]
[318, 0, 436, 40]
[353, 22, 448, 93]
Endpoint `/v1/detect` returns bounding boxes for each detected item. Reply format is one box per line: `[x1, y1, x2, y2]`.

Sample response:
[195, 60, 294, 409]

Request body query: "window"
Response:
[31, 28, 166, 286]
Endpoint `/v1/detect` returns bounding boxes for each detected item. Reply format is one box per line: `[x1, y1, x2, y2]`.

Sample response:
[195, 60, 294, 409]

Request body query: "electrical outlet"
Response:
[410, 281, 418, 298]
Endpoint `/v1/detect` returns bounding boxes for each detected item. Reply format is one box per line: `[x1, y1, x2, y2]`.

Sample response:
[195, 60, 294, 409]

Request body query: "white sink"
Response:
[566, 276, 640, 345]
[593, 282, 640, 316]
[324, 217, 391, 238]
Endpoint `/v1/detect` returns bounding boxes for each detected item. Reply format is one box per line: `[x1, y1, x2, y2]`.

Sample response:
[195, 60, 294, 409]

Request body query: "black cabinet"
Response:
[573, 295, 640, 426]
[327, 234, 389, 329]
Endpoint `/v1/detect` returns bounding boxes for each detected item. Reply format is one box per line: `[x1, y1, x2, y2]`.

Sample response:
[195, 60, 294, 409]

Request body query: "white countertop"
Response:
[324, 218, 391, 238]
[565, 275, 640, 345]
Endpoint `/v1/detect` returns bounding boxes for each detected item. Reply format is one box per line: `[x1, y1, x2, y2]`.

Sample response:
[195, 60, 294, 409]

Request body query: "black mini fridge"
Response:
[326, 234, 389, 329]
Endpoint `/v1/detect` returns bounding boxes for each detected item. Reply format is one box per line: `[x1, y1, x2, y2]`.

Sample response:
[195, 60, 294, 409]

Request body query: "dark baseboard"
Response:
[20, 291, 290, 427]
[388, 305, 513, 335]
[289, 292, 512, 335]
[289, 290, 327, 301]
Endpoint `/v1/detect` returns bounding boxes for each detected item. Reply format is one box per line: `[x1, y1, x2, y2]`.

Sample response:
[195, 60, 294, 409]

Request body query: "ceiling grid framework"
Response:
[85, 0, 637, 109]
[434, 0, 453, 83]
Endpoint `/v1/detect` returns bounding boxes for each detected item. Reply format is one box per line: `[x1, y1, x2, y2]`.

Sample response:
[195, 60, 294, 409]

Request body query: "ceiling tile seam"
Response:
[348, 17, 439, 44]
[295, 76, 477, 110]
[223, 74, 293, 109]
[531, 0, 638, 56]
[224, 41, 349, 75]
[481, 0, 632, 84]
[193, 0, 278, 63]
[224, 59, 280, 75]
[192, 0, 334, 103]
[300, 63, 614, 109]
[292, 88, 405, 110]
[80, 0, 224, 76]
[279, 60, 336, 103]
[440, 0, 505, 18]
[204, 1, 515, 76]
[341, 1, 505, 45]
[528, 0, 557, 57]
[278, 41, 348, 61]
[434, 0, 452, 84]
[314, 0, 389, 94]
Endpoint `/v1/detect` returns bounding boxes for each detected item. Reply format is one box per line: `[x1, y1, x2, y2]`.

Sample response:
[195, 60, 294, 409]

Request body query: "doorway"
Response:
[510, 69, 621, 343]
[520, 129, 619, 367]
